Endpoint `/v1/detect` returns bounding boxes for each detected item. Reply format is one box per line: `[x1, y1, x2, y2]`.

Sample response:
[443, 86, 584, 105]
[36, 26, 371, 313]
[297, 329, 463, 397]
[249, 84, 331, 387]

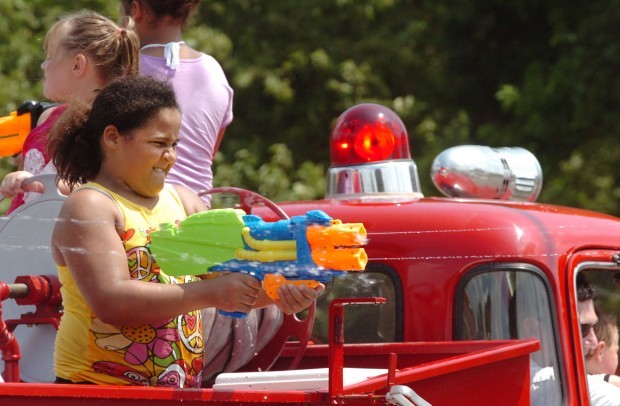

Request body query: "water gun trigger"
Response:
[263, 274, 320, 300]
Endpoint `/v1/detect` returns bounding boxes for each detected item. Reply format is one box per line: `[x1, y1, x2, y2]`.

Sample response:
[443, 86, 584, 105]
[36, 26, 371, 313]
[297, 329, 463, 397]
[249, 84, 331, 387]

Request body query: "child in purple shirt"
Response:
[121, 0, 233, 208]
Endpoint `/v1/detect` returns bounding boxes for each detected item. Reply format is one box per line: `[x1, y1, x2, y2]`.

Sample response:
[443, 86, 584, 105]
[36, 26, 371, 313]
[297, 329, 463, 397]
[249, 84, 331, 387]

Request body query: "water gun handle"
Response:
[263, 274, 320, 300]
[215, 274, 320, 318]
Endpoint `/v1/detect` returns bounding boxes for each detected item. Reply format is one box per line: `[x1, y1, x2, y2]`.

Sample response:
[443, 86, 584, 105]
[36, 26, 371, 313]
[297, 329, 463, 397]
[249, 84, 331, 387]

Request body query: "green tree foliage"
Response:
[197, 0, 471, 201]
[2, 1, 620, 214]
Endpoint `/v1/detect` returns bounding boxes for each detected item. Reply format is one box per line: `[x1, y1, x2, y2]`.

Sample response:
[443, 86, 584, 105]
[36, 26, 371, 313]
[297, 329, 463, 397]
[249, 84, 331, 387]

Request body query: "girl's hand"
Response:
[213, 272, 262, 314]
[0, 171, 40, 198]
[275, 283, 325, 315]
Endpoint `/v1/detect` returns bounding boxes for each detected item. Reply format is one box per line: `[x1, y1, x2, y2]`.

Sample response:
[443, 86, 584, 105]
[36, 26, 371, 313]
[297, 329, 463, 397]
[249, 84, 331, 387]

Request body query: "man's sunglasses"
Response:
[581, 323, 595, 338]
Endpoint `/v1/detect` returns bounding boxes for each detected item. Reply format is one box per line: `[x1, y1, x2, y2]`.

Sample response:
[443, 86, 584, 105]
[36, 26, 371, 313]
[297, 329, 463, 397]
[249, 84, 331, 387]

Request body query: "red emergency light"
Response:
[326, 104, 422, 199]
[330, 103, 411, 166]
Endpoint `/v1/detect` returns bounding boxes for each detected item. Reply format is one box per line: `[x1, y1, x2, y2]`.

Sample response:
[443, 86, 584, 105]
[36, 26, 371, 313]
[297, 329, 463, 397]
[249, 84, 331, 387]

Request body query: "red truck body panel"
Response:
[253, 196, 620, 405]
[0, 339, 537, 405]
[2, 182, 620, 404]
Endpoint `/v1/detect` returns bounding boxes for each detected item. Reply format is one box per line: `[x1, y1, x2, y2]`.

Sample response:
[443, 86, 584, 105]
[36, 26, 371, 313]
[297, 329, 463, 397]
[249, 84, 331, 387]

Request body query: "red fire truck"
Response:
[0, 103, 618, 405]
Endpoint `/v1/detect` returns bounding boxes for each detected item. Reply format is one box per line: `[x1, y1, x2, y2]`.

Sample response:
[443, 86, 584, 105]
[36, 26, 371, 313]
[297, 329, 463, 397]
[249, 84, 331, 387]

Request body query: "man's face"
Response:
[601, 327, 620, 375]
[577, 299, 599, 353]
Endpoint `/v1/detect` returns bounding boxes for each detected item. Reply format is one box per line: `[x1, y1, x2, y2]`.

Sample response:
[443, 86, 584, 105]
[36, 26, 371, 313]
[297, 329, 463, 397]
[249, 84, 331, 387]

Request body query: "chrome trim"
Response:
[326, 160, 423, 199]
[431, 146, 543, 202]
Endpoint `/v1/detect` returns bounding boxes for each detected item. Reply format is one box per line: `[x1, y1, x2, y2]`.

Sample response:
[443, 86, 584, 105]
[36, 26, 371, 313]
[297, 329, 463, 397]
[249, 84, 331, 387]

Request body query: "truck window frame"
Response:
[572, 260, 620, 403]
[453, 263, 565, 405]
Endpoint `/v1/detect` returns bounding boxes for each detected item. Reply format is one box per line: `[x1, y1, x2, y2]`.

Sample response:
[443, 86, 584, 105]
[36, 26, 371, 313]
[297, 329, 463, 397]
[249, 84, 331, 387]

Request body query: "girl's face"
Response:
[119, 107, 181, 198]
[41, 24, 76, 101]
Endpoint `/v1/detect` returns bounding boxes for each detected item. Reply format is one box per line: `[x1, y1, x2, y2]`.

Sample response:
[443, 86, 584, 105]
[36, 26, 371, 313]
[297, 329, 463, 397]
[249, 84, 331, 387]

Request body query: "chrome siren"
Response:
[430, 146, 543, 202]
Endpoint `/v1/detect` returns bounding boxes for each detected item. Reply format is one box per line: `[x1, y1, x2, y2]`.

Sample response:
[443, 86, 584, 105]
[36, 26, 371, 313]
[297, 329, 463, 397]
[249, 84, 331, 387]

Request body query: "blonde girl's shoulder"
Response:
[36, 105, 58, 125]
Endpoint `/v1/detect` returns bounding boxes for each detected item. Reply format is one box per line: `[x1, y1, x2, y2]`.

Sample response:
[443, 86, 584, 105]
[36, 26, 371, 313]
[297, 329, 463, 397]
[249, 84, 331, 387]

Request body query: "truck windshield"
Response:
[455, 266, 562, 406]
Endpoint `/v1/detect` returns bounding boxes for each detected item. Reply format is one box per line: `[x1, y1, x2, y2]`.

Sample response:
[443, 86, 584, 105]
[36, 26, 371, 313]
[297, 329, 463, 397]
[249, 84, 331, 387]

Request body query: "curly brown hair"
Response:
[49, 75, 179, 190]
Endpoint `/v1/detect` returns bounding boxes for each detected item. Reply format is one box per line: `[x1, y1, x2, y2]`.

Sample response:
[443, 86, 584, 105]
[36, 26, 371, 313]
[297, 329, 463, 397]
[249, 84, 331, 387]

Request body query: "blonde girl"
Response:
[0, 10, 139, 213]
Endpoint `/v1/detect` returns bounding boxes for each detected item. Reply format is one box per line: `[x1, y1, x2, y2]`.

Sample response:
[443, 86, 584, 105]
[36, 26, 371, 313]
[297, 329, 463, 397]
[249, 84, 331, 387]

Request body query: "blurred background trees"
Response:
[2, 0, 620, 213]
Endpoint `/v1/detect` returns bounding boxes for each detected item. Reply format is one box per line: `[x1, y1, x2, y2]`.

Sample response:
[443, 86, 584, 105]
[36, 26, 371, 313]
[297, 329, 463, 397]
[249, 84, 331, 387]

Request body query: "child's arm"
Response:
[0, 171, 42, 198]
[172, 183, 208, 215]
[52, 188, 261, 326]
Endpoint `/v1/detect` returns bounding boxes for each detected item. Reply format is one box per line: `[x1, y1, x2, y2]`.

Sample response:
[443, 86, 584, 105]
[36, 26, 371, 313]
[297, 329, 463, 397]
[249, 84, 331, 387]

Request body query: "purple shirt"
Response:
[140, 53, 233, 207]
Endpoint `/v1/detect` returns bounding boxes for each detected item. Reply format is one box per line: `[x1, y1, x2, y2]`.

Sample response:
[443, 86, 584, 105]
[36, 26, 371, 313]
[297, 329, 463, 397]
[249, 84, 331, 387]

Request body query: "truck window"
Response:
[311, 264, 400, 344]
[575, 268, 620, 404]
[579, 269, 620, 320]
[455, 266, 563, 405]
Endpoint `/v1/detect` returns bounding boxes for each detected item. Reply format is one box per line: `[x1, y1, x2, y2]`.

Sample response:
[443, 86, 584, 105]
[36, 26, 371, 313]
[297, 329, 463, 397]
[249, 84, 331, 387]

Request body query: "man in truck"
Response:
[577, 273, 620, 405]
[586, 312, 620, 387]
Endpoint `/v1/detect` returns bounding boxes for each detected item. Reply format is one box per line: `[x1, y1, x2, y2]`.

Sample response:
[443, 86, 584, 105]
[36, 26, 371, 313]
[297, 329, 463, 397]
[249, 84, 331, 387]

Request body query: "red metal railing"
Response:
[0, 275, 62, 382]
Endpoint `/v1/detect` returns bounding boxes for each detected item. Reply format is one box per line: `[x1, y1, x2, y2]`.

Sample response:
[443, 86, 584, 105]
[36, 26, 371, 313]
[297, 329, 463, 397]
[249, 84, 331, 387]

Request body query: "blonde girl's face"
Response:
[40, 24, 77, 101]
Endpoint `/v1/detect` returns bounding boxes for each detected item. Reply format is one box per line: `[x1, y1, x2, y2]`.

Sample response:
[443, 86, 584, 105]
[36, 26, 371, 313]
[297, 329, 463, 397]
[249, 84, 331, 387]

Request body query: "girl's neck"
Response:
[94, 175, 160, 210]
[77, 85, 100, 105]
[68, 61, 103, 104]
[139, 24, 183, 47]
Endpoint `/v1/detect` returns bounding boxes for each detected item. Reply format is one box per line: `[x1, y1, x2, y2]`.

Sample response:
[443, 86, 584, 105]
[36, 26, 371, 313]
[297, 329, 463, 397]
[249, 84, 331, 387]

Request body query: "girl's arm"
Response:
[172, 183, 208, 215]
[0, 105, 63, 198]
[0, 171, 37, 197]
[51, 188, 260, 326]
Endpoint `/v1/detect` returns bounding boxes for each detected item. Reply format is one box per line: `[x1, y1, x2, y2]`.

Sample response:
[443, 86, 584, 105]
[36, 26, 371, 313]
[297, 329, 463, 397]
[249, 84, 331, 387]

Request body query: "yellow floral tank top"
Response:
[54, 183, 204, 387]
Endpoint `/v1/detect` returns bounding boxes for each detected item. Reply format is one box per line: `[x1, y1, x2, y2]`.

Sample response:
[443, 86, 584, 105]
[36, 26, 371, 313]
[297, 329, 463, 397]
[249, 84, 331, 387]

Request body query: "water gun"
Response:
[0, 101, 57, 157]
[149, 209, 367, 317]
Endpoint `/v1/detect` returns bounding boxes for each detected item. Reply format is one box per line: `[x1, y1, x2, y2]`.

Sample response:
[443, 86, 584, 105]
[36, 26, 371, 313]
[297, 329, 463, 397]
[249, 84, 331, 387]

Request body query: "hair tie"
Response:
[119, 27, 126, 36]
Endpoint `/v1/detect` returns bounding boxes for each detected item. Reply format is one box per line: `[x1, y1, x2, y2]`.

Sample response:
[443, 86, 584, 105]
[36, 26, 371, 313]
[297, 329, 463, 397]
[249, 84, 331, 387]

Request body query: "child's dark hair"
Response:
[121, 0, 201, 24]
[577, 272, 597, 302]
[49, 76, 179, 190]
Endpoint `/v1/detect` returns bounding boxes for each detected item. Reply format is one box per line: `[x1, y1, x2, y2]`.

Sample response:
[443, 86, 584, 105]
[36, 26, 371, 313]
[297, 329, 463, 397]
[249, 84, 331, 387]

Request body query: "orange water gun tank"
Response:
[0, 101, 56, 157]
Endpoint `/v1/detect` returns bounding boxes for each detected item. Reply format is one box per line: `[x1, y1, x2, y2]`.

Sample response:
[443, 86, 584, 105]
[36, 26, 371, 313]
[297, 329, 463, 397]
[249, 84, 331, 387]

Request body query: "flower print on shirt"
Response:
[91, 318, 181, 365]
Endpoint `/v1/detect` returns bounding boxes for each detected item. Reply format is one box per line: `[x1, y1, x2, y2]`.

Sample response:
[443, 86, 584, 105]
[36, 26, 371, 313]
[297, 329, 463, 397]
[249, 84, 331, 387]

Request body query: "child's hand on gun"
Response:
[213, 272, 262, 314]
[275, 283, 325, 315]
